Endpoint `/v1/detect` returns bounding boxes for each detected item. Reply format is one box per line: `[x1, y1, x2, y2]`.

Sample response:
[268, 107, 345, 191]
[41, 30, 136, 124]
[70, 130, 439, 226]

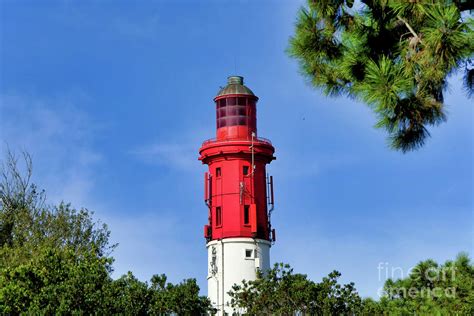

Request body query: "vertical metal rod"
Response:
[251, 132, 255, 204]
[270, 176, 274, 206]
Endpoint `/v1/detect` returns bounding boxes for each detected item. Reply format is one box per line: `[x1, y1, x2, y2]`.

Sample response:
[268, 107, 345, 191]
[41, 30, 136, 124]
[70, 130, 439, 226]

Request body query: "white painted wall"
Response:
[207, 238, 271, 315]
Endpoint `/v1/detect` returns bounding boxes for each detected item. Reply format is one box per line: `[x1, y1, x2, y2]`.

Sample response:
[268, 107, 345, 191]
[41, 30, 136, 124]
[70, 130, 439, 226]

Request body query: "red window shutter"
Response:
[204, 225, 211, 238]
[250, 204, 257, 234]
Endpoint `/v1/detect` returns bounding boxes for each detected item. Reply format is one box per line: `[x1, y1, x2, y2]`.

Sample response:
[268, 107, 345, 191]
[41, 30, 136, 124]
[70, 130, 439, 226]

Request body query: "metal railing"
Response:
[202, 136, 272, 146]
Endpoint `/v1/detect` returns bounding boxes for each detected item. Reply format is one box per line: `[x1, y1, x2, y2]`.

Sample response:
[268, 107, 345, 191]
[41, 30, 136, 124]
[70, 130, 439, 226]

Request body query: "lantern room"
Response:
[214, 76, 258, 140]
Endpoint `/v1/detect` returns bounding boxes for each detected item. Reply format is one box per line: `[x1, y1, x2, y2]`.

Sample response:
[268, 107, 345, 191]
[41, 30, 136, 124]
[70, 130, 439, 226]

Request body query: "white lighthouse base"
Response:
[207, 238, 271, 315]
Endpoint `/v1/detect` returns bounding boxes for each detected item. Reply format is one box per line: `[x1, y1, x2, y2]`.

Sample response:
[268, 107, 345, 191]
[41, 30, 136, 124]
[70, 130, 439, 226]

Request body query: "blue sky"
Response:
[1, 0, 472, 298]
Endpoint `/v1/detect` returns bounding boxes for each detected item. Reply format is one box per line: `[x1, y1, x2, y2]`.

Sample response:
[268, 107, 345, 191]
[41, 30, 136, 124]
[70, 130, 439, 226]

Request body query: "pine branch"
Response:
[397, 16, 423, 44]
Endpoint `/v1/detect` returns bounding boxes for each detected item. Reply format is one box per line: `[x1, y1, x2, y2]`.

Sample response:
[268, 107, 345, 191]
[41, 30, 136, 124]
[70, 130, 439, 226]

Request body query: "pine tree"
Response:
[288, 0, 473, 152]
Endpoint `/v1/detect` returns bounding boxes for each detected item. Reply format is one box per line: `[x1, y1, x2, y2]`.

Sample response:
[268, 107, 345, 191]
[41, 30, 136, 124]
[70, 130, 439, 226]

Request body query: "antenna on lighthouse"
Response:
[250, 132, 256, 175]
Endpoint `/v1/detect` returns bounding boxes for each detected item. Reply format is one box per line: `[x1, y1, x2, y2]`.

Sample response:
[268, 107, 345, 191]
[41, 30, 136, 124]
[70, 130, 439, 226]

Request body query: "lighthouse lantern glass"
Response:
[215, 96, 257, 137]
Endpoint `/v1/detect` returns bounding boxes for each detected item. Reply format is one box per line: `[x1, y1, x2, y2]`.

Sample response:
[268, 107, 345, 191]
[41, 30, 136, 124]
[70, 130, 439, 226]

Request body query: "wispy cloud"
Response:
[0, 92, 209, 286]
[0, 92, 103, 208]
[130, 142, 197, 171]
[130, 128, 212, 171]
[103, 210, 204, 283]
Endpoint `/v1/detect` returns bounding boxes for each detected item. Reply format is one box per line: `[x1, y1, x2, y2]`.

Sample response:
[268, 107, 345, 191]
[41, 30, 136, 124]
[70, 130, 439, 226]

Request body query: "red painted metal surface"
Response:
[204, 225, 211, 238]
[199, 79, 276, 242]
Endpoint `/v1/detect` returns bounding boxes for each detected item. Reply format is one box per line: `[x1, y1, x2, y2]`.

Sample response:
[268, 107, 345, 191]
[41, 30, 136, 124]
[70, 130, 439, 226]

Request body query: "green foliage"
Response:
[103, 272, 212, 315]
[229, 255, 474, 315]
[0, 246, 111, 314]
[2, 154, 472, 315]
[0, 152, 212, 314]
[288, 0, 474, 152]
[379, 253, 474, 315]
[0, 152, 114, 270]
[228, 263, 362, 315]
[148, 274, 213, 315]
[360, 297, 385, 315]
[104, 272, 151, 315]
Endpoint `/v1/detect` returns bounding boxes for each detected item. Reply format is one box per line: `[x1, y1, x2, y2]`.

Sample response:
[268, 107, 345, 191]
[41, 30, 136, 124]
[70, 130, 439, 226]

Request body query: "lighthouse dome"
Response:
[216, 76, 255, 97]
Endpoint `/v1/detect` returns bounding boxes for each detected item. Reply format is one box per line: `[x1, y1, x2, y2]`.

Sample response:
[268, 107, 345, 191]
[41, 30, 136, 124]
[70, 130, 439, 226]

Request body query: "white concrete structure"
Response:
[207, 238, 271, 315]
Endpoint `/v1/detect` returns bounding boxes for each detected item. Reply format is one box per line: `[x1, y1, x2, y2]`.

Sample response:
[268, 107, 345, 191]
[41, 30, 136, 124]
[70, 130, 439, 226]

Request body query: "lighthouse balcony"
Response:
[199, 136, 275, 164]
[201, 136, 272, 146]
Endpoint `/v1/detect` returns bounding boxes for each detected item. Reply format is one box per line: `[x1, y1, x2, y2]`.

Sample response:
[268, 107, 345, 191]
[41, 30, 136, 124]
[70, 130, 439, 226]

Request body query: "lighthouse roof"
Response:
[216, 76, 255, 98]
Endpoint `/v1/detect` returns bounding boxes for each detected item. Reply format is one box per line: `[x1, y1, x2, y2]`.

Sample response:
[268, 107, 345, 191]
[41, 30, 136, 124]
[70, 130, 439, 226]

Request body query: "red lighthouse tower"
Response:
[199, 76, 275, 314]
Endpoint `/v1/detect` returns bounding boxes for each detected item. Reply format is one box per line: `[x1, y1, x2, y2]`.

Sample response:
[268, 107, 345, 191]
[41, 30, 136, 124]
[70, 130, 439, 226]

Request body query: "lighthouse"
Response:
[199, 76, 276, 314]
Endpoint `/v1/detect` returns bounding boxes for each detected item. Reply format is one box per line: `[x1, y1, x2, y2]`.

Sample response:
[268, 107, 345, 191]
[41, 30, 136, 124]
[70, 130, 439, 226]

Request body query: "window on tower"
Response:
[244, 205, 250, 225]
[243, 165, 249, 176]
[216, 167, 221, 177]
[216, 207, 222, 226]
[245, 249, 253, 259]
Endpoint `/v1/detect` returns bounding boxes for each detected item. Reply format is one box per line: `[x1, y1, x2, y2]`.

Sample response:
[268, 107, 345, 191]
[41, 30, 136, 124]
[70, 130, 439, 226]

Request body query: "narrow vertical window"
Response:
[216, 167, 221, 177]
[216, 207, 222, 226]
[243, 165, 249, 176]
[244, 205, 250, 225]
